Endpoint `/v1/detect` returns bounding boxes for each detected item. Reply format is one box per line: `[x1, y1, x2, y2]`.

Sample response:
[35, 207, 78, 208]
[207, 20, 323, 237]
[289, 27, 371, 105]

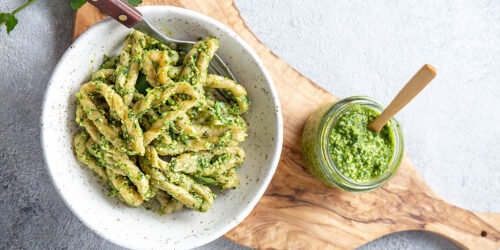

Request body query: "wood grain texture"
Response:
[73, 1, 500, 249]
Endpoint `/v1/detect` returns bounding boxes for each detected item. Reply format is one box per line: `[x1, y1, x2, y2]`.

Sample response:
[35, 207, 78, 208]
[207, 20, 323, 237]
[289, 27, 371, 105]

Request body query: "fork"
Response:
[86, 0, 237, 83]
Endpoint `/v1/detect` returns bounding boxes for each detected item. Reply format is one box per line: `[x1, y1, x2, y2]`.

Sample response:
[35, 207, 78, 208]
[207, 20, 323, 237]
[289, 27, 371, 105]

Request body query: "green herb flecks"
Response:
[329, 104, 395, 183]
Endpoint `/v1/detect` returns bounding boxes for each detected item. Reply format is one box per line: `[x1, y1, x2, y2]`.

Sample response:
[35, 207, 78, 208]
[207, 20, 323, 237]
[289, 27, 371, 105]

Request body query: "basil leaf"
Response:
[69, 0, 139, 10]
[126, 0, 143, 6]
[0, 13, 6, 23]
[135, 72, 151, 95]
[192, 176, 216, 185]
[0, 13, 18, 34]
[215, 101, 231, 125]
[70, 0, 86, 10]
[108, 189, 118, 197]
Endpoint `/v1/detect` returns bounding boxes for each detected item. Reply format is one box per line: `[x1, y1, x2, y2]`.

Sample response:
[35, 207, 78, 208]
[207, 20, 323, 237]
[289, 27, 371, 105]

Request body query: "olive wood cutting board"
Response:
[73, 1, 500, 249]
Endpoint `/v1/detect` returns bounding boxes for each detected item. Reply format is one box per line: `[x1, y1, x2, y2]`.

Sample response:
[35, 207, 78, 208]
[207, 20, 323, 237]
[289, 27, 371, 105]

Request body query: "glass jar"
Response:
[301, 96, 404, 192]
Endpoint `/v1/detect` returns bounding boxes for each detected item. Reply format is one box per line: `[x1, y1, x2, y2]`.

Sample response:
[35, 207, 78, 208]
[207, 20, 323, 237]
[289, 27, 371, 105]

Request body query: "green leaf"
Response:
[108, 189, 118, 197]
[214, 101, 232, 125]
[0, 13, 18, 34]
[126, 0, 143, 6]
[192, 176, 216, 185]
[0, 13, 7, 23]
[135, 72, 151, 95]
[69, 0, 140, 10]
[70, 0, 86, 10]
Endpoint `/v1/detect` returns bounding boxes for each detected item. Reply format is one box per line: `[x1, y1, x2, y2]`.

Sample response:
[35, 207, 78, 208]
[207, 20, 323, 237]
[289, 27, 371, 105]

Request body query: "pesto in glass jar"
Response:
[329, 104, 395, 183]
[302, 96, 404, 192]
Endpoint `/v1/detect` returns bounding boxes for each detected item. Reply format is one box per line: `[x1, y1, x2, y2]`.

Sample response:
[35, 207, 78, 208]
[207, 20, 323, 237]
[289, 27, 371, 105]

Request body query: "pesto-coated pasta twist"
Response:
[74, 131, 146, 207]
[73, 31, 250, 214]
[171, 146, 245, 189]
[141, 146, 215, 212]
[77, 81, 145, 155]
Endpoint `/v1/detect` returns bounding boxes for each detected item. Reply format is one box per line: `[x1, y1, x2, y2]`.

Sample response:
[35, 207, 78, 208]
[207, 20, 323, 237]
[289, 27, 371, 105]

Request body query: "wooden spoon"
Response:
[368, 64, 437, 133]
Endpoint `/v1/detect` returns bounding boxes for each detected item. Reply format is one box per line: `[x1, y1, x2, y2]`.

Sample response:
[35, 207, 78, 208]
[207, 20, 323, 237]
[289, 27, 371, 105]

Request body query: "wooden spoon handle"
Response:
[368, 64, 437, 133]
[86, 0, 143, 28]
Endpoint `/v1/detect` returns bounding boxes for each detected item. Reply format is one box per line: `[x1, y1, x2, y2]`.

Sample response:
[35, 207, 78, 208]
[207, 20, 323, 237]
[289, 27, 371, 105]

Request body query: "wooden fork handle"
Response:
[87, 0, 143, 28]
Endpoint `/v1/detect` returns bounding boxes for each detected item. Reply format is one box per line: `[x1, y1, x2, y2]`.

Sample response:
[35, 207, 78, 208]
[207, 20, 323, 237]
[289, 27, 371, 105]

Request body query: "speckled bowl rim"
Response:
[40, 6, 283, 249]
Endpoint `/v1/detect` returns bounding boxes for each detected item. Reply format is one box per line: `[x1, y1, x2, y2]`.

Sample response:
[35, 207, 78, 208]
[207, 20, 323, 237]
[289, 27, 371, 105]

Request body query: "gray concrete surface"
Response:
[1, 0, 498, 249]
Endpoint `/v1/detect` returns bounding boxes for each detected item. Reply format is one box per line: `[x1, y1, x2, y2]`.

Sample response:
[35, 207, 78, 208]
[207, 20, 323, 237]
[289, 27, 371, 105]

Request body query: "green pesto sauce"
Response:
[329, 104, 394, 183]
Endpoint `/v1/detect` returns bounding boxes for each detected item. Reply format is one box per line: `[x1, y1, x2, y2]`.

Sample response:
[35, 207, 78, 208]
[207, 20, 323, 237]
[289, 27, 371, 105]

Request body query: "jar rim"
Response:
[314, 96, 405, 191]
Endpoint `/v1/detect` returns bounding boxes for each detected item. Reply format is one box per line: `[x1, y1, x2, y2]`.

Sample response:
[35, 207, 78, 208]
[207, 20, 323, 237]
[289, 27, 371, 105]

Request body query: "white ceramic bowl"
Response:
[41, 6, 282, 249]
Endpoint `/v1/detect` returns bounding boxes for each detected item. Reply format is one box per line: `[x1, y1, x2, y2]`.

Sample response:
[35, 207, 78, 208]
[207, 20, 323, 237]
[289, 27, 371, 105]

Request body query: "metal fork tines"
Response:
[135, 19, 236, 101]
[207, 56, 234, 101]
[135, 19, 236, 80]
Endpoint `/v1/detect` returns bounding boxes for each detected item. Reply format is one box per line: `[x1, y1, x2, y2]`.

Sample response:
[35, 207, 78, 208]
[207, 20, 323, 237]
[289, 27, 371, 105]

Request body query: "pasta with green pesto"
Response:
[73, 31, 250, 213]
